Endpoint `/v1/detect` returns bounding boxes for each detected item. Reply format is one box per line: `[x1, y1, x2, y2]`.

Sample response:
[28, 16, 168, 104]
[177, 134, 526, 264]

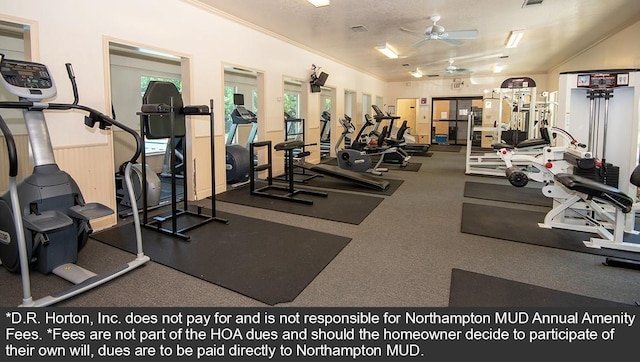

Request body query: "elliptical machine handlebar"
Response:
[0, 114, 17, 177]
[0, 58, 142, 164]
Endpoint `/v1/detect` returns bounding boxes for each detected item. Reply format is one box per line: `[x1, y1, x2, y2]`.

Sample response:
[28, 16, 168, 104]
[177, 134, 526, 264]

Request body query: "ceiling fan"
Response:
[444, 59, 470, 74]
[400, 15, 479, 46]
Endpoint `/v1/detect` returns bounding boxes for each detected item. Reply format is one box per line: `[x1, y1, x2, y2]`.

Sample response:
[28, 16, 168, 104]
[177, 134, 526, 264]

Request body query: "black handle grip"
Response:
[65, 63, 79, 105]
[0, 115, 18, 177]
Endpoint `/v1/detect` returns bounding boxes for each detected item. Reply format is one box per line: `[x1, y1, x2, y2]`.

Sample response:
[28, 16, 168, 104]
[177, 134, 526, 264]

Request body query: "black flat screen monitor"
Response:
[233, 93, 244, 106]
[315, 72, 328, 86]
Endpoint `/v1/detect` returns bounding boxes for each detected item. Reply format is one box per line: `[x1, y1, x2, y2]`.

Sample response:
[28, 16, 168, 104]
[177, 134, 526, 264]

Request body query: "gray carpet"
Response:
[430, 144, 463, 152]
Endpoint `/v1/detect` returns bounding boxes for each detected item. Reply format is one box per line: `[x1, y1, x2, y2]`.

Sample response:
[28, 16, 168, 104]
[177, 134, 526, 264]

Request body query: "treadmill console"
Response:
[232, 105, 257, 123]
[371, 104, 399, 120]
[0, 56, 56, 100]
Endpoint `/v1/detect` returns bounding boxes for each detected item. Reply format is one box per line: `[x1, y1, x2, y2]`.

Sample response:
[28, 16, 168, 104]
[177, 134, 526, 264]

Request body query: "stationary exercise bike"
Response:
[0, 54, 149, 307]
[334, 116, 398, 175]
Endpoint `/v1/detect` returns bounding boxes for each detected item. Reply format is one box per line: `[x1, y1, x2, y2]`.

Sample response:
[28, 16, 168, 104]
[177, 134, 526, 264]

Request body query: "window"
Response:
[284, 93, 299, 118]
[140, 76, 182, 98]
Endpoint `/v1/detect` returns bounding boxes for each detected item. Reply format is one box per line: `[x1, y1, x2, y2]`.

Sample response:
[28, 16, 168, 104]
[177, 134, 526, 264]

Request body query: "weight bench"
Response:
[539, 169, 640, 253]
[250, 140, 328, 205]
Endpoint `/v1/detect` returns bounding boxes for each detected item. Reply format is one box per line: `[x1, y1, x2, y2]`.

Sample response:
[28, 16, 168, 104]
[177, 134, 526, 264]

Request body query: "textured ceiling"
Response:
[193, 0, 640, 81]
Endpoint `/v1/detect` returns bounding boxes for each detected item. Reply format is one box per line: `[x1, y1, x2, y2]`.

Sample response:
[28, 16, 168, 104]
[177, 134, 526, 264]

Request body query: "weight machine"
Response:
[465, 77, 554, 176]
[521, 70, 640, 254]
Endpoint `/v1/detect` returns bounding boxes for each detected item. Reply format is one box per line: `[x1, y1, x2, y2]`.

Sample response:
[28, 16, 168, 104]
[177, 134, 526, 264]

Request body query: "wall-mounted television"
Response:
[310, 71, 329, 93]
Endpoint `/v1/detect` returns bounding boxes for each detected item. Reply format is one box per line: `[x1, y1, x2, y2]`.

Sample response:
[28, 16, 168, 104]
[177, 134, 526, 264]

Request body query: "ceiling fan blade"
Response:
[400, 27, 426, 38]
[412, 38, 431, 48]
[444, 29, 479, 39]
[440, 38, 463, 46]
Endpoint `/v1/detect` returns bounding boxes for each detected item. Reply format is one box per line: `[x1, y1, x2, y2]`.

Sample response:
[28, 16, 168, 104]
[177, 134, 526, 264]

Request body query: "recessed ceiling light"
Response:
[375, 44, 398, 59]
[505, 30, 524, 48]
[410, 70, 423, 78]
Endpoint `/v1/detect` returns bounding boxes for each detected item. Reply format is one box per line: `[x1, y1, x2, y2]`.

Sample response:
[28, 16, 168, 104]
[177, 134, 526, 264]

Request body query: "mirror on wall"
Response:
[0, 20, 30, 194]
[361, 93, 371, 129]
[318, 86, 334, 159]
[0, 20, 27, 125]
[223, 65, 259, 185]
[107, 42, 183, 211]
[283, 76, 303, 143]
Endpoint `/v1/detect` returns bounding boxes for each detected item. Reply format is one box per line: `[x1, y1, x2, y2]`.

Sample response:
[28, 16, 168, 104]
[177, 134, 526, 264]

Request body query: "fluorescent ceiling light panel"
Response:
[308, 0, 330, 7]
[376, 44, 398, 59]
[137, 47, 181, 60]
[505, 30, 524, 48]
[410, 70, 423, 78]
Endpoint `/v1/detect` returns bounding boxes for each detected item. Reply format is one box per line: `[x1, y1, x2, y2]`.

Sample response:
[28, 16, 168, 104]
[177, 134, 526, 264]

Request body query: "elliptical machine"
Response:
[0, 54, 149, 307]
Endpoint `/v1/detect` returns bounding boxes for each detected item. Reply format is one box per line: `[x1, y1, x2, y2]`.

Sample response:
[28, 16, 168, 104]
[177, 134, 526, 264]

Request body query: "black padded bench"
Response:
[554, 173, 633, 213]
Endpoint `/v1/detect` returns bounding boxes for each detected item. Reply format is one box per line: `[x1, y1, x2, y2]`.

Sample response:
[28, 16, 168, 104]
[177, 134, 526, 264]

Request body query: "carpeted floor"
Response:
[2, 151, 638, 307]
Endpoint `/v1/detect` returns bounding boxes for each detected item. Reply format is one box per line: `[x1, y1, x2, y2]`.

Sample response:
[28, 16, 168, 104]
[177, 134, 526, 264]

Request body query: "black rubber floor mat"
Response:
[464, 181, 552, 207]
[461, 202, 640, 261]
[449, 269, 632, 307]
[91, 211, 351, 305]
[216, 183, 384, 224]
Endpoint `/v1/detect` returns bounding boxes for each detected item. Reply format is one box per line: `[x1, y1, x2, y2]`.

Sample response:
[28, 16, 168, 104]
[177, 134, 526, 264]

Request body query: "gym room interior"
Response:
[0, 0, 639, 312]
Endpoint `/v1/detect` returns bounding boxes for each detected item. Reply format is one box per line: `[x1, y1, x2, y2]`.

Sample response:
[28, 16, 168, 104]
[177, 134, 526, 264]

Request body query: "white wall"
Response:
[547, 18, 640, 90]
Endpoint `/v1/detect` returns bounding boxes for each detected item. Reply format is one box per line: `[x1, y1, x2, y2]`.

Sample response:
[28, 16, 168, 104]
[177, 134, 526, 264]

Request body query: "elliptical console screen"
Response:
[0, 58, 56, 100]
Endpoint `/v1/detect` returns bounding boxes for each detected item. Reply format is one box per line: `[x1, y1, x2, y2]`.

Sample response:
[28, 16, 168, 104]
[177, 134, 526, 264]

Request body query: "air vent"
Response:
[522, 0, 543, 7]
[350, 25, 368, 32]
